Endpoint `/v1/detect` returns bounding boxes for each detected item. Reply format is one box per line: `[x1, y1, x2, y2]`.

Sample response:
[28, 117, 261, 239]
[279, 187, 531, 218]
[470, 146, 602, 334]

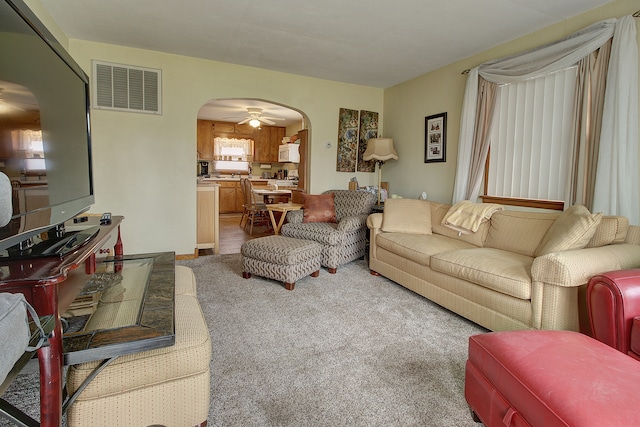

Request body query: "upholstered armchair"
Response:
[281, 190, 377, 273]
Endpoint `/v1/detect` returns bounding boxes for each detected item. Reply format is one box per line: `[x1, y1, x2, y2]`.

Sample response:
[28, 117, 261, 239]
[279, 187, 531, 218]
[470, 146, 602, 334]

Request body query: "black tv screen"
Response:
[0, 0, 94, 252]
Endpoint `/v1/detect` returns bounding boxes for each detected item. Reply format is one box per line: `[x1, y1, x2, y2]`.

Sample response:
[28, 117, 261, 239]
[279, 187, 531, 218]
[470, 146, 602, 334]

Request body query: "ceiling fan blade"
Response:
[262, 116, 285, 121]
[259, 117, 276, 125]
[237, 117, 251, 125]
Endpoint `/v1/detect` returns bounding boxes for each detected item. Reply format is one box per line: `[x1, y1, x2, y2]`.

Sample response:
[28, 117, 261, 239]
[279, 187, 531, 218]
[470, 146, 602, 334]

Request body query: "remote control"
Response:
[100, 212, 112, 225]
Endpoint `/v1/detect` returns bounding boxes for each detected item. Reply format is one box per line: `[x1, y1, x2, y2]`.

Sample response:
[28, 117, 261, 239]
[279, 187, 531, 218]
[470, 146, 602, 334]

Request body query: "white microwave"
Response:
[278, 144, 300, 163]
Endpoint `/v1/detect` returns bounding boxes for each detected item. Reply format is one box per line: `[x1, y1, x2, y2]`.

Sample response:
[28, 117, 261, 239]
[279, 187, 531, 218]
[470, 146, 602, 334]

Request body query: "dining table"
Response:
[253, 188, 292, 204]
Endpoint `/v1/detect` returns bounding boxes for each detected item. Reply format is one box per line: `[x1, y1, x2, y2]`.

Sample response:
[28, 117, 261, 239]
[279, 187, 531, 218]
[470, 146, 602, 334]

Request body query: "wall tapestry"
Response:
[336, 108, 359, 172]
[357, 110, 379, 173]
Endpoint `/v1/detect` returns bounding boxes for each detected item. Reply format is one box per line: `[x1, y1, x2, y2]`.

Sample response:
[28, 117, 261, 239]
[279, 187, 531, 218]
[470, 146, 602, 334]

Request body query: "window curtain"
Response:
[465, 78, 497, 199]
[568, 41, 611, 209]
[454, 17, 639, 223]
[593, 17, 639, 224]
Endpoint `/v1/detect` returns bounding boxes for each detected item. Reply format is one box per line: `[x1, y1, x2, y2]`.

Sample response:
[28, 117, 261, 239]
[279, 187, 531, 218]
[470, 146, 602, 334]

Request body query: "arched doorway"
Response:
[196, 98, 309, 254]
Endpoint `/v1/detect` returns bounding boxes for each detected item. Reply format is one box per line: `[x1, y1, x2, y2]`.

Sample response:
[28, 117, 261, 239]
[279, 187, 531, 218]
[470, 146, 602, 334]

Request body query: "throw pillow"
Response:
[302, 193, 337, 223]
[534, 204, 602, 257]
[381, 199, 432, 235]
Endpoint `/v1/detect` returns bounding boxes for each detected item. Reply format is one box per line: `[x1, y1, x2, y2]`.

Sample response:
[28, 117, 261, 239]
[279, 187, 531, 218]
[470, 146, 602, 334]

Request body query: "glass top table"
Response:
[62, 252, 176, 366]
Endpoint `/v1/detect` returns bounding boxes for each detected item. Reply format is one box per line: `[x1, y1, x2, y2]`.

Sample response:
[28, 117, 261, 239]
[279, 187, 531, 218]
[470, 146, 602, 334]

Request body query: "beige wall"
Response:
[23, 0, 640, 254]
[383, 0, 640, 208]
[65, 41, 383, 255]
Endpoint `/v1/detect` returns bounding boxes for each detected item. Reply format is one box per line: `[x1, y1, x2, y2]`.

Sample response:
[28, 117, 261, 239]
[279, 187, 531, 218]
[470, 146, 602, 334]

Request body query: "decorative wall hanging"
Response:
[357, 110, 379, 173]
[425, 112, 447, 163]
[336, 108, 359, 172]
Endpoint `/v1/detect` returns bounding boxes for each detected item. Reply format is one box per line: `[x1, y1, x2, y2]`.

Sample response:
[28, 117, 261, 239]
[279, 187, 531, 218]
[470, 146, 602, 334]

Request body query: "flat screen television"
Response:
[0, 0, 94, 255]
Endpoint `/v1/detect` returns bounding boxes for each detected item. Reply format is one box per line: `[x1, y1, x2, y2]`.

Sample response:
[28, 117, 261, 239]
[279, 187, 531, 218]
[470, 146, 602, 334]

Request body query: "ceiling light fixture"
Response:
[249, 118, 261, 128]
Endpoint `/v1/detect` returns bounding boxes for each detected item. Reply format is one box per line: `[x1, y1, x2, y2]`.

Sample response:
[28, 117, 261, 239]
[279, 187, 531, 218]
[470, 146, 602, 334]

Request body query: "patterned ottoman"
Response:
[241, 235, 322, 290]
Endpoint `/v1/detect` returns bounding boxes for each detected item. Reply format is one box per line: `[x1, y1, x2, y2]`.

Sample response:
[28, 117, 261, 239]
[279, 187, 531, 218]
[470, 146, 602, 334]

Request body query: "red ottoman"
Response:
[465, 330, 640, 427]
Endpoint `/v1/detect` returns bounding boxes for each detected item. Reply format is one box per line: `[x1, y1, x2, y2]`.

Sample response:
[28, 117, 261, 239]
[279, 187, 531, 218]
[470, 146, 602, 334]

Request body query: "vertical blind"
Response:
[487, 67, 578, 202]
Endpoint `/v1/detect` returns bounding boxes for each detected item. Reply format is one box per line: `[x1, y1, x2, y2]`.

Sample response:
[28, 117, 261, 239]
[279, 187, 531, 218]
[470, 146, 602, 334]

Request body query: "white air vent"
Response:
[92, 60, 162, 114]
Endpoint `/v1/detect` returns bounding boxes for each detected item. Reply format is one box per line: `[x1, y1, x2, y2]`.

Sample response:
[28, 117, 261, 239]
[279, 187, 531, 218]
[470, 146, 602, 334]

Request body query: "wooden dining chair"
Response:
[240, 178, 271, 235]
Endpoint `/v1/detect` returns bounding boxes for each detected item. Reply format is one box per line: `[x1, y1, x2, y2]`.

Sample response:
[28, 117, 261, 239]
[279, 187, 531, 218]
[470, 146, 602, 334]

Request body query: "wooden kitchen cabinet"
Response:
[271, 127, 285, 159]
[215, 180, 245, 214]
[196, 184, 219, 253]
[253, 126, 285, 162]
[234, 122, 255, 137]
[213, 121, 235, 134]
[197, 119, 215, 160]
[253, 126, 271, 162]
[217, 181, 239, 213]
[197, 119, 286, 164]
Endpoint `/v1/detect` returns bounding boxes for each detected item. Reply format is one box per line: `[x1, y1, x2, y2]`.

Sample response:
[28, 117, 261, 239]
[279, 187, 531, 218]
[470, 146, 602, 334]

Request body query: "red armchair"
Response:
[587, 268, 640, 360]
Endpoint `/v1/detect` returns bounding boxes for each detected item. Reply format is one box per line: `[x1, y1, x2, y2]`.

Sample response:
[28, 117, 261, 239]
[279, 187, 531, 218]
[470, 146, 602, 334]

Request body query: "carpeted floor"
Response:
[1, 254, 488, 426]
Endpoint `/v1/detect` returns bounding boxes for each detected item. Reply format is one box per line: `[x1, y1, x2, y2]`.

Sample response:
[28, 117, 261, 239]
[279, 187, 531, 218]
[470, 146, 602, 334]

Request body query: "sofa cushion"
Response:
[431, 248, 533, 299]
[303, 193, 337, 223]
[535, 205, 602, 257]
[430, 201, 489, 247]
[586, 215, 629, 248]
[382, 199, 432, 235]
[376, 232, 477, 267]
[484, 210, 558, 257]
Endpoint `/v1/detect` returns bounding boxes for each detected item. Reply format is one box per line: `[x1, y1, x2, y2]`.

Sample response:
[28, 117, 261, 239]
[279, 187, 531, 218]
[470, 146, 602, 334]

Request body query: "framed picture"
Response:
[425, 112, 447, 163]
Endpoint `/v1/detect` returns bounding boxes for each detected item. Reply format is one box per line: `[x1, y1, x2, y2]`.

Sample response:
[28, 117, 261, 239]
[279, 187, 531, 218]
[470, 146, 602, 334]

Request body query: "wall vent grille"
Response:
[92, 60, 162, 114]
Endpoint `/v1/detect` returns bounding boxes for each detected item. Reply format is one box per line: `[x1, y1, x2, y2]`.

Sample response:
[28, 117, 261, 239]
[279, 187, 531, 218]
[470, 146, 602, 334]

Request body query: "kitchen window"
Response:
[213, 137, 253, 161]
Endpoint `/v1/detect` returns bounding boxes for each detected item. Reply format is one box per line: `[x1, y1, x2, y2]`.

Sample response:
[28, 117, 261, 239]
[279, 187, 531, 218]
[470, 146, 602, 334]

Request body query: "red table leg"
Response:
[37, 318, 63, 427]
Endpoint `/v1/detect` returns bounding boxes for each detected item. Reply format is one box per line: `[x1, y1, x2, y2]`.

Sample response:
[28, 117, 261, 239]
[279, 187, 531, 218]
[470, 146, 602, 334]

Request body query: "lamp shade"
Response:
[363, 138, 398, 162]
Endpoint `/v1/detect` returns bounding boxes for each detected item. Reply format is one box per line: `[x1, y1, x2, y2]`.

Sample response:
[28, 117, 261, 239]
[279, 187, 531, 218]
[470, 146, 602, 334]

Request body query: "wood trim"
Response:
[479, 195, 564, 211]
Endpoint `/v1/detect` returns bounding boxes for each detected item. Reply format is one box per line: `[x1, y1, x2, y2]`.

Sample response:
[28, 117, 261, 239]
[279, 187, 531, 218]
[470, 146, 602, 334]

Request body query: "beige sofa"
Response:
[367, 199, 640, 332]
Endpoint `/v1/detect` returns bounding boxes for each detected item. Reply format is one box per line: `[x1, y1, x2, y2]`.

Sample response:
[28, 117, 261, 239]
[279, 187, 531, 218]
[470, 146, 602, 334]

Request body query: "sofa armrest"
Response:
[337, 214, 368, 231]
[587, 269, 640, 357]
[532, 243, 640, 288]
[367, 213, 383, 230]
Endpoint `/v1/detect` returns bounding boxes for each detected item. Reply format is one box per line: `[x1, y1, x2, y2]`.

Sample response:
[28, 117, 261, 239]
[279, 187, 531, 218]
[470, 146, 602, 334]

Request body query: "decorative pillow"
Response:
[534, 204, 602, 257]
[381, 199, 432, 235]
[586, 216, 629, 248]
[302, 193, 337, 223]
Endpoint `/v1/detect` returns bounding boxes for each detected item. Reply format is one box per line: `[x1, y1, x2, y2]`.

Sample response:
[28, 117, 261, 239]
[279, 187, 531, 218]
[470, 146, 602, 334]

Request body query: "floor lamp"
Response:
[363, 138, 398, 205]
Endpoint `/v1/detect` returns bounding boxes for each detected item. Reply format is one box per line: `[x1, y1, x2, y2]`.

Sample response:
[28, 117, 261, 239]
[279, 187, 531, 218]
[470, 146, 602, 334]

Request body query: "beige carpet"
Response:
[183, 254, 486, 426]
[1, 254, 487, 426]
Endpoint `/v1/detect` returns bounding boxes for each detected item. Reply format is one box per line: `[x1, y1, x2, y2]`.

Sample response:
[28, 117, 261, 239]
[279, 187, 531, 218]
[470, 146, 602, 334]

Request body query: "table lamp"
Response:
[363, 137, 398, 205]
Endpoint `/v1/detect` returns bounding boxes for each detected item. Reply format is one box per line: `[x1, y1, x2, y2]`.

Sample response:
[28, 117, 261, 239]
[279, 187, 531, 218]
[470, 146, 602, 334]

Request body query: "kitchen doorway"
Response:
[196, 98, 309, 255]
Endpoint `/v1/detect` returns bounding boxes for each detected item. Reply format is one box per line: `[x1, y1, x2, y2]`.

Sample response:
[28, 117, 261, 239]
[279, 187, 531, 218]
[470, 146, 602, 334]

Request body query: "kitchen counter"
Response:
[198, 176, 298, 187]
[199, 176, 266, 182]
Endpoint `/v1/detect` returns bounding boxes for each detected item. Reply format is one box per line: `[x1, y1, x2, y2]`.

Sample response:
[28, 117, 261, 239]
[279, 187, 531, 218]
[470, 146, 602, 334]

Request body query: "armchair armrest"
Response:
[588, 269, 640, 357]
[286, 209, 304, 224]
[337, 214, 369, 231]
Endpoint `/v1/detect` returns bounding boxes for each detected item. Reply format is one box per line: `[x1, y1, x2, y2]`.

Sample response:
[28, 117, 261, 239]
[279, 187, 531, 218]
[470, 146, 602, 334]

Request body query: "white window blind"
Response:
[487, 67, 578, 203]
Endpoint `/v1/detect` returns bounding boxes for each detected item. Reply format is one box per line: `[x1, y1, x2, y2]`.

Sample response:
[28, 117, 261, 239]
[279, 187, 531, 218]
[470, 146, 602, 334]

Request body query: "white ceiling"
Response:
[39, 0, 615, 123]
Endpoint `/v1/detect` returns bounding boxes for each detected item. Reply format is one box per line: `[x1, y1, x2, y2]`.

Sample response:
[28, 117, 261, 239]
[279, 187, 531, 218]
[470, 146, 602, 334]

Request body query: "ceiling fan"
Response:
[234, 107, 285, 127]
[0, 88, 25, 112]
